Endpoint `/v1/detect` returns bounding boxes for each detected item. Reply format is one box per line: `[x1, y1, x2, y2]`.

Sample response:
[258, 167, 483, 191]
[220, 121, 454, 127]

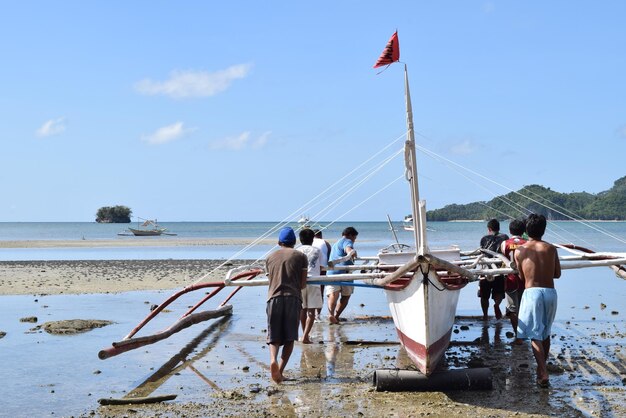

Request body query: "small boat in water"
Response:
[120, 219, 175, 236]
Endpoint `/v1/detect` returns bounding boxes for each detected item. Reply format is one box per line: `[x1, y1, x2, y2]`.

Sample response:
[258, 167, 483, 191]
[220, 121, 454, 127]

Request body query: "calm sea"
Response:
[1, 220, 625, 261]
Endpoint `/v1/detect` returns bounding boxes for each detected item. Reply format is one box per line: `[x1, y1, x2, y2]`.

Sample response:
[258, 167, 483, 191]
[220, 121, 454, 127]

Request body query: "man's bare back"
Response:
[514, 239, 561, 289]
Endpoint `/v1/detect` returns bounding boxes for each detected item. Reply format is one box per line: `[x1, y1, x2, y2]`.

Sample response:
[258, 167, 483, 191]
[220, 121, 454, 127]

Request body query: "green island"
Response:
[427, 176, 626, 221]
[95, 205, 132, 223]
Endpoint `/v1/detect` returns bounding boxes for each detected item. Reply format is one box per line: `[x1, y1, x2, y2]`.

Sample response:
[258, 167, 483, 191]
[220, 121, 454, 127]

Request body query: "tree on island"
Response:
[96, 206, 132, 223]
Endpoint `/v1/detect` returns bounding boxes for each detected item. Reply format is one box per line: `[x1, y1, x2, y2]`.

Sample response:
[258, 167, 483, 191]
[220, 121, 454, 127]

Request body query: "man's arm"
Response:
[552, 246, 562, 279]
[301, 268, 308, 289]
[514, 248, 525, 282]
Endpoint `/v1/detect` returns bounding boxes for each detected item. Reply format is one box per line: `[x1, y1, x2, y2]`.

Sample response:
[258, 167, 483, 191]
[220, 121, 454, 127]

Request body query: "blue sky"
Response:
[1, 1, 625, 222]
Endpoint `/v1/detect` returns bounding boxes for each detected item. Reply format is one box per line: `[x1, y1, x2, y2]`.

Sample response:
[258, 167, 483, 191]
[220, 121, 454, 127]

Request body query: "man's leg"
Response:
[269, 343, 282, 383]
[542, 337, 551, 364]
[531, 338, 549, 385]
[335, 295, 351, 321]
[301, 309, 315, 344]
[480, 296, 490, 319]
[278, 341, 295, 378]
[300, 309, 307, 334]
[327, 290, 340, 324]
[493, 295, 503, 320]
[509, 313, 523, 344]
[479, 281, 489, 319]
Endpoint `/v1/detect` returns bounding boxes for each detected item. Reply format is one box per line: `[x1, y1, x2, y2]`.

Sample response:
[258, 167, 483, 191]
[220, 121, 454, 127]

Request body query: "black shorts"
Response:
[266, 296, 301, 344]
[478, 275, 505, 299]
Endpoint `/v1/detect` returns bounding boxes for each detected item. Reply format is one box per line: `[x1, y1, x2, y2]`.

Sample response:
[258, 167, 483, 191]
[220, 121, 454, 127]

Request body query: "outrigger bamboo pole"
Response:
[98, 305, 233, 360]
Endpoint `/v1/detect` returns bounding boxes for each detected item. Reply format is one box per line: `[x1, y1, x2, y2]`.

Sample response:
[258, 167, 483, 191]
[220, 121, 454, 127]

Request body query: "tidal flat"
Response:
[0, 260, 624, 417]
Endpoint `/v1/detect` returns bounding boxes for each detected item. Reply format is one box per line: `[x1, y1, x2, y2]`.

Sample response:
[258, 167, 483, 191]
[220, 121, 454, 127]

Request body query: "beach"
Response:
[0, 259, 252, 296]
[1, 254, 624, 417]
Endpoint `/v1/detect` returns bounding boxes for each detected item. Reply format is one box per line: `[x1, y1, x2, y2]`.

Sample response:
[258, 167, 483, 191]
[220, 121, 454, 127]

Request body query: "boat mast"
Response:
[403, 64, 428, 256]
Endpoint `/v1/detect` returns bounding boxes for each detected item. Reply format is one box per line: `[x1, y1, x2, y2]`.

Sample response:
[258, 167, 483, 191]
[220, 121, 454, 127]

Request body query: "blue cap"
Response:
[278, 227, 296, 244]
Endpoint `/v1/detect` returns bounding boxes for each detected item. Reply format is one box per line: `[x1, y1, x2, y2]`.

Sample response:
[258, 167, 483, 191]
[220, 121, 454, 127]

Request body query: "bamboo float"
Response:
[98, 394, 177, 405]
[99, 305, 232, 359]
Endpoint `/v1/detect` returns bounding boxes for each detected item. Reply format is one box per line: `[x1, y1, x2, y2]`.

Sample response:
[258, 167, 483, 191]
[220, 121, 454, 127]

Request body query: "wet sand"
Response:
[0, 259, 253, 295]
[0, 259, 624, 417]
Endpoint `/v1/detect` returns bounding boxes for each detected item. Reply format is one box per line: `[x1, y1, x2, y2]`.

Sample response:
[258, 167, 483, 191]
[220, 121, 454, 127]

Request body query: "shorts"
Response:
[302, 284, 323, 309]
[266, 296, 301, 344]
[505, 288, 524, 314]
[517, 287, 557, 341]
[478, 275, 505, 299]
[325, 284, 354, 297]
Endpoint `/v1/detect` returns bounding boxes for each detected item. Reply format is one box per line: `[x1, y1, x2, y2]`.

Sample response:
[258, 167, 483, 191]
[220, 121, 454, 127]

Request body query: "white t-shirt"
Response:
[312, 237, 329, 267]
[296, 245, 322, 276]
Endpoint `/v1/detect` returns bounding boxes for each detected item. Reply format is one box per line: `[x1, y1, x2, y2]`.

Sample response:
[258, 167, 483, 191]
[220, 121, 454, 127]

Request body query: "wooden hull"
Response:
[379, 247, 461, 376]
[128, 228, 165, 236]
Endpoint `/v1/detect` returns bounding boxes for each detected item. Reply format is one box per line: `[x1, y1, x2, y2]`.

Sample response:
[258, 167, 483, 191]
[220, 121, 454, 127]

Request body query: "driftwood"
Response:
[98, 394, 177, 405]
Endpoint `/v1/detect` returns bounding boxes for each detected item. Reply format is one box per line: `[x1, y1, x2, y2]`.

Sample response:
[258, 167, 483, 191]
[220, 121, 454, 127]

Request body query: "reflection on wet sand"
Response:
[107, 316, 232, 403]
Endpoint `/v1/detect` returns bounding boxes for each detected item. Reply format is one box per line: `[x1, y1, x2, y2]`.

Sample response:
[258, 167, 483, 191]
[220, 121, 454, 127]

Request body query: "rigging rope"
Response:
[192, 134, 407, 285]
[413, 133, 626, 247]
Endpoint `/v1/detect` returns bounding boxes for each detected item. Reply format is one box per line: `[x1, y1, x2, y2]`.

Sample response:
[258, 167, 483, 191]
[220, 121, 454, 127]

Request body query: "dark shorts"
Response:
[478, 275, 505, 299]
[266, 295, 301, 344]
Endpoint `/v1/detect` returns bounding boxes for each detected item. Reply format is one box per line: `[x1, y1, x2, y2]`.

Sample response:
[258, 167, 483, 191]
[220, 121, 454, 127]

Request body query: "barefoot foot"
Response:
[270, 362, 282, 383]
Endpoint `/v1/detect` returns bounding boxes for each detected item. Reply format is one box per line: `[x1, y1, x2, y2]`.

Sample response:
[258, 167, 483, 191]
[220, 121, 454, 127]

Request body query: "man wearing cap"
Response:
[265, 226, 308, 383]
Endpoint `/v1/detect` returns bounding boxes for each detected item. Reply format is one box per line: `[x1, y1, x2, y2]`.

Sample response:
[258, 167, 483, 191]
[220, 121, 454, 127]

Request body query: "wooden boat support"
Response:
[419, 254, 478, 282]
[99, 269, 264, 360]
[373, 368, 492, 392]
[556, 243, 626, 280]
[98, 394, 178, 405]
[98, 305, 233, 360]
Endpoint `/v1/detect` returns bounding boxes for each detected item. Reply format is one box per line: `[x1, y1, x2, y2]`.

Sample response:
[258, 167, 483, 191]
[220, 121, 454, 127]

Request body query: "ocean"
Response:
[1, 220, 625, 260]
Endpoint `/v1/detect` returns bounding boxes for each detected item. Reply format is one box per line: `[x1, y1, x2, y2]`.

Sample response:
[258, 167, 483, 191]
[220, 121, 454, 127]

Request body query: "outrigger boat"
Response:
[99, 33, 626, 381]
[119, 218, 177, 236]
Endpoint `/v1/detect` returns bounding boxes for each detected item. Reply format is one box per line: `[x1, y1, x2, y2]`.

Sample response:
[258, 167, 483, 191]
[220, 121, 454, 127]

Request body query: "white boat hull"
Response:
[379, 247, 462, 376]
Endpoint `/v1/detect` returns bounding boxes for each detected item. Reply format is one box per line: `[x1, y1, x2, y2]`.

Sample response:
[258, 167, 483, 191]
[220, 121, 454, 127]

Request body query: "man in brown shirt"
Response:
[514, 214, 561, 387]
[265, 227, 308, 383]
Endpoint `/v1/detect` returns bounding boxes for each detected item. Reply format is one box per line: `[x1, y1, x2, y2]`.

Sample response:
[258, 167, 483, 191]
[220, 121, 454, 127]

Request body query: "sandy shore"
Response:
[0, 237, 276, 249]
[0, 259, 253, 295]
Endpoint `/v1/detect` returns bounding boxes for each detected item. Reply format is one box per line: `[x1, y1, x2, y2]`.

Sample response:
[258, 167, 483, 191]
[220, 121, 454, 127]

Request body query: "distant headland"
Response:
[426, 176, 626, 221]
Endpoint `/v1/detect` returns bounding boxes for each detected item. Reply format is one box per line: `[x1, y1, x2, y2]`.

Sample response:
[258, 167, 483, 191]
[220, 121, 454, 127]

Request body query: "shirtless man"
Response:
[514, 214, 561, 388]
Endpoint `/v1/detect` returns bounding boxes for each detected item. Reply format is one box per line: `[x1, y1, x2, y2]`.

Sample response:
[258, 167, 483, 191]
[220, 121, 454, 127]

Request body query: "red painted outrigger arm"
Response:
[98, 269, 264, 360]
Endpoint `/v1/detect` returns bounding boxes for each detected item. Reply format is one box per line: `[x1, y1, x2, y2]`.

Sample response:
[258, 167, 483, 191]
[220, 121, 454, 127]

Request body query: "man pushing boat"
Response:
[265, 227, 308, 383]
[514, 214, 562, 388]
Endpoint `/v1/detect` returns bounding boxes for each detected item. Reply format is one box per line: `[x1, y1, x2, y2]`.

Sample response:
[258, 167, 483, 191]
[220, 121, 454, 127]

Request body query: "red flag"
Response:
[373, 31, 400, 68]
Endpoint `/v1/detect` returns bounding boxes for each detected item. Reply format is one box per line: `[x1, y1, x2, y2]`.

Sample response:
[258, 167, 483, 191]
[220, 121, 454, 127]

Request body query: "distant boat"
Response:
[298, 215, 311, 227]
[121, 219, 175, 236]
[403, 214, 414, 231]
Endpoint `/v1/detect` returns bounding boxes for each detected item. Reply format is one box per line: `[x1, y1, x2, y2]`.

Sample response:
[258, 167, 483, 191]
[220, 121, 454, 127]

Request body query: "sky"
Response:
[1, 1, 625, 222]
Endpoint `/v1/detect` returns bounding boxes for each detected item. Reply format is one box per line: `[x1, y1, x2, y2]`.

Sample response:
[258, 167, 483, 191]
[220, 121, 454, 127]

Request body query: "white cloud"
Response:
[141, 122, 195, 145]
[617, 125, 626, 138]
[134, 63, 253, 99]
[36, 118, 66, 137]
[449, 139, 477, 155]
[209, 131, 271, 151]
